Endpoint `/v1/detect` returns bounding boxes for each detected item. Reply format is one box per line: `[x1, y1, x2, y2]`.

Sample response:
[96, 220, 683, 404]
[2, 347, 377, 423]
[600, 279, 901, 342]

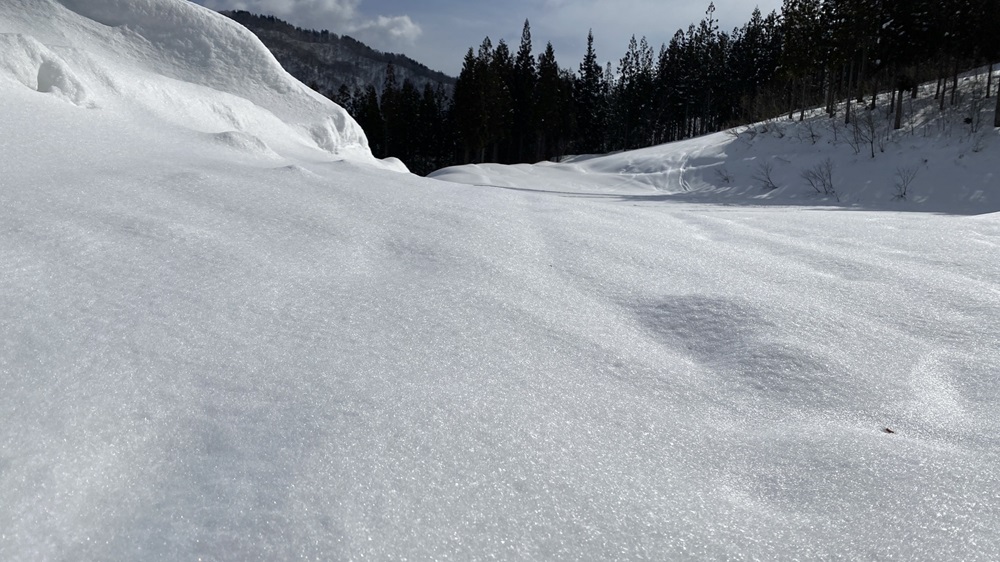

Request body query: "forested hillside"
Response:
[338, 0, 999, 175]
[220, 11, 454, 105]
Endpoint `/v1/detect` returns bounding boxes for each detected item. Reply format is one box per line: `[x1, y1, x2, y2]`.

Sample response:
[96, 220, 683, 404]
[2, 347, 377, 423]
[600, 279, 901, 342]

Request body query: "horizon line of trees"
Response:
[327, 0, 1000, 175]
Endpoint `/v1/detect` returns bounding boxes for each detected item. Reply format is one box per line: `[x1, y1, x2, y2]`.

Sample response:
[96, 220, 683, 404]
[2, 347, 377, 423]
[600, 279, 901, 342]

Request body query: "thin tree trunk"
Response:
[799, 80, 807, 121]
[988, 61, 994, 98]
[934, 58, 942, 99]
[890, 88, 897, 114]
[829, 69, 836, 117]
[894, 87, 904, 130]
[950, 59, 959, 106]
[940, 58, 948, 111]
[856, 47, 868, 103]
[844, 60, 855, 124]
[870, 73, 879, 110]
[788, 79, 795, 120]
[826, 67, 837, 117]
[994, 84, 1000, 127]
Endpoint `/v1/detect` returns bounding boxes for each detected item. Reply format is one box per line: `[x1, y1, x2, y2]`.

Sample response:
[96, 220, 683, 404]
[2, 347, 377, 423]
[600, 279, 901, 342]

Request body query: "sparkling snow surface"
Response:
[3, 1, 1000, 560]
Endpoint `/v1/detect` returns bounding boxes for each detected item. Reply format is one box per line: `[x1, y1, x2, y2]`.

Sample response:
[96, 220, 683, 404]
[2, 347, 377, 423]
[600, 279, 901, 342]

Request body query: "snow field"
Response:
[2, 0, 1000, 560]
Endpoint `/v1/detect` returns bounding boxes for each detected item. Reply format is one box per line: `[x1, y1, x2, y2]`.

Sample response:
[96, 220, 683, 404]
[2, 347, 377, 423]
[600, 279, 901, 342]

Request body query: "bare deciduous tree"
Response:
[802, 158, 837, 201]
[752, 161, 779, 190]
[893, 166, 918, 200]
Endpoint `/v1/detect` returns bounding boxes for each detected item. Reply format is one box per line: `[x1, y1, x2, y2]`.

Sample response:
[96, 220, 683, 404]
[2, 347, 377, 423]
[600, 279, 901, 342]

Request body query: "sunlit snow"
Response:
[2, 0, 999, 560]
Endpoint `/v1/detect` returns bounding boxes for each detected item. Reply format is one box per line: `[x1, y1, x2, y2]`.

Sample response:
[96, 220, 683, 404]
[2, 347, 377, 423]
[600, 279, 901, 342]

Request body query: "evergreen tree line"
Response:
[330, 69, 454, 176]
[330, 0, 1000, 175]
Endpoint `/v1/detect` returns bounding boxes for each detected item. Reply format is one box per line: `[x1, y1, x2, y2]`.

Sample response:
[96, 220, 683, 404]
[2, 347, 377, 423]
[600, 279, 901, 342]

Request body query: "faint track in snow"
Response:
[676, 151, 693, 192]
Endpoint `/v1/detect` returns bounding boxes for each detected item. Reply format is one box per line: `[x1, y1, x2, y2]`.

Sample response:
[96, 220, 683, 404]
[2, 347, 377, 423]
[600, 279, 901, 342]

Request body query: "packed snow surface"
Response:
[3, 0, 1000, 560]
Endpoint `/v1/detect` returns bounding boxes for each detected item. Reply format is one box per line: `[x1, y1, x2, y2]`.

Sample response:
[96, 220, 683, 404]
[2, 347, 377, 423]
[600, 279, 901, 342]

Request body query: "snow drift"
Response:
[0, 0, 383, 163]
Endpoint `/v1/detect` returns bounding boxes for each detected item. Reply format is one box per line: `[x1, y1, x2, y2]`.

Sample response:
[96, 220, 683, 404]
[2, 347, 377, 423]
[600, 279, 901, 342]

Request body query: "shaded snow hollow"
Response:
[3, 1, 1000, 560]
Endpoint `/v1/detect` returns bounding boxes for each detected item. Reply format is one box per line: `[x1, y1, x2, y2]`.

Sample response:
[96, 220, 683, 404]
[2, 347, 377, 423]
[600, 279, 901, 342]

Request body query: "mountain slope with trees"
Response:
[224, 2, 997, 176]
[333, 0, 999, 175]
[444, 0, 997, 165]
[220, 11, 454, 103]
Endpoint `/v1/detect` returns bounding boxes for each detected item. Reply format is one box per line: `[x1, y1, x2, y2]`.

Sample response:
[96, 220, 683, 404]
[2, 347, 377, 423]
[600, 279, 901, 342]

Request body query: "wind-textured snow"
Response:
[2, 1, 1000, 560]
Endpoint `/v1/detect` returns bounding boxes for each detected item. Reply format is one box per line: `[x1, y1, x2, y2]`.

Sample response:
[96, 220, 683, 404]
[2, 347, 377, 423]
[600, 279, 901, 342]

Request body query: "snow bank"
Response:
[0, 0, 370, 159]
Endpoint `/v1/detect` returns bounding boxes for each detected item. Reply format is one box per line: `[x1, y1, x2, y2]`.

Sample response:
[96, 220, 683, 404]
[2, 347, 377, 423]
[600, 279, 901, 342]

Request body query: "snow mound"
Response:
[0, 0, 371, 160]
[209, 131, 279, 158]
[0, 34, 91, 107]
[378, 156, 411, 173]
[273, 163, 318, 176]
[57, 0, 293, 95]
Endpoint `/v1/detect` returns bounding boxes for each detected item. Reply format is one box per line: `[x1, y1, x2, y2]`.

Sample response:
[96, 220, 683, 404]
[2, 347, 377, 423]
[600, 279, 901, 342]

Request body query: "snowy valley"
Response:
[2, 0, 999, 560]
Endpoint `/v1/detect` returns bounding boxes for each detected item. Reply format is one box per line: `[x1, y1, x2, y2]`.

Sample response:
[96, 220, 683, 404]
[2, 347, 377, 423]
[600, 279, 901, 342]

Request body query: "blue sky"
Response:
[193, 0, 784, 76]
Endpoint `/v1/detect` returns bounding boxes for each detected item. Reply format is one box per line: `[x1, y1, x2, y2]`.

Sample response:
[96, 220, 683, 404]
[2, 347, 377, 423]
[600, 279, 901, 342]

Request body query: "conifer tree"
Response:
[490, 40, 516, 162]
[692, 3, 726, 134]
[780, 0, 823, 120]
[656, 30, 687, 142]
[575, 30, 606, 154]
[513, 20, 538, 162]
[615, 35, 647, 149]
[380, 63, 399, 157]
[453, 47, 487, 162]
[333, 83, 353, 112]
[354, 84, 384, 157]
[729, 8, 782, 122]
[392, 79, 421, 162]
[536, 42, 564, 159]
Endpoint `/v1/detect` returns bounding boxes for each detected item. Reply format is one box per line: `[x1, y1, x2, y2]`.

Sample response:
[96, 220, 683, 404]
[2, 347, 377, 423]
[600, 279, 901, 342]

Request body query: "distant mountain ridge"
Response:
[220, 10, 455, 99]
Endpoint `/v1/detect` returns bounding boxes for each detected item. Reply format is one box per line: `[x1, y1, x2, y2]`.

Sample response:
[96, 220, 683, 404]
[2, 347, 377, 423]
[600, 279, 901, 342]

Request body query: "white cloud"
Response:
[196, 0, 421, 49]
[199, 0, 360, 22]
[350, 15, 422, 43]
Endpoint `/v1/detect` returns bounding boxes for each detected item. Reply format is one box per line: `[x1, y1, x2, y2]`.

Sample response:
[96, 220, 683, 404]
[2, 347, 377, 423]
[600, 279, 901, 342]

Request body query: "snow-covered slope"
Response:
[3, 1, 1000, 560]
[433, 82, 999, 214]
[0, 0, 400, 165]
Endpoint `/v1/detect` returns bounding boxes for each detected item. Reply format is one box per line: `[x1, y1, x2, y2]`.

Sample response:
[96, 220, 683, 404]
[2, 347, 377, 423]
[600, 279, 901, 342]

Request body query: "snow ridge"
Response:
[0, 0, 373, 160]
